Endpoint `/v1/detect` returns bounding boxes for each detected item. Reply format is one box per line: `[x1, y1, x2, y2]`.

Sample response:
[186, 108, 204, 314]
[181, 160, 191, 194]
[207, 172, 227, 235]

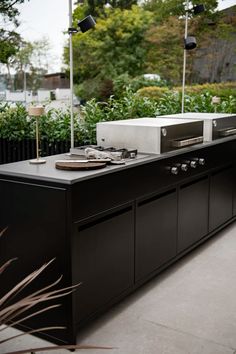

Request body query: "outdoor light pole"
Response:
[69, 0, 74, 149]
[68, 1, 96, 150]
[23, 67, 27, 105]
[181, 2, 205, 114]
[181, 0, 189, 114]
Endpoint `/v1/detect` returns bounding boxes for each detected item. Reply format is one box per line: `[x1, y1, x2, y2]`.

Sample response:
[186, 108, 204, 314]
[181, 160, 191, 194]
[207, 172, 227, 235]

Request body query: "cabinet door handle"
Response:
[78, 206, 132, 231]
[138, 189, 176, 207]
[180, 176, 208, 189]
[172, 136, 203, 148]
[219, 128, 236, 137]
[212, 165, 233, 176]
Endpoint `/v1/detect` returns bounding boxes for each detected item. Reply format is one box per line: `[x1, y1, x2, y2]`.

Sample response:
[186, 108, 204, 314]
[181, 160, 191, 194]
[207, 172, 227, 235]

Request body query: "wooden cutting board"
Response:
[55, 161, 107, 171]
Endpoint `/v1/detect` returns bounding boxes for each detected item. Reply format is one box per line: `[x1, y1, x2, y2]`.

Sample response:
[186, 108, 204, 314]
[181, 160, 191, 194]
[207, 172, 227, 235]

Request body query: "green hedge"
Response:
[0, 103, 85, 143]
[137, 82, 236, 101]
[1, 84, 236, 146]
[80, 87, 236, 143]
[80, 88, 159, 143]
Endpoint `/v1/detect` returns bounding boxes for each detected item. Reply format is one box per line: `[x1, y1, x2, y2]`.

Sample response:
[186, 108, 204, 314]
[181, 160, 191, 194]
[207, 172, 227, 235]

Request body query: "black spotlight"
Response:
[184, 36, 197, 50]
[193, 4, 205, 15]
[78, 15, 96, 33]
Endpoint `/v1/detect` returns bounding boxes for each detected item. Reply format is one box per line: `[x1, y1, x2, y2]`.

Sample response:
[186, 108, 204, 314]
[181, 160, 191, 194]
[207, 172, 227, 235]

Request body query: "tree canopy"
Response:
[64, 0, 236, 94]
[65, 5, 153, 82]
[0, 0, 29, 65]
[76, 0, 138, 17]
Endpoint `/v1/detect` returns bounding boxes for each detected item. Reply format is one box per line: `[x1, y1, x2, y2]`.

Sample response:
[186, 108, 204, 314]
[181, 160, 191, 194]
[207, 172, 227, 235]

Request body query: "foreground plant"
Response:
[0, 229, 111, 354]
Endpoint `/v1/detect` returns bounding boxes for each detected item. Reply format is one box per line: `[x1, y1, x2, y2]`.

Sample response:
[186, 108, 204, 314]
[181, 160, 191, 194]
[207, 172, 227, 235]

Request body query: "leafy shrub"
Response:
[0, 84, 235, 148]
[113, 73, 168, 98]
[81, 88, 159, 143]
[0, 104, 33, 140]
[39, 108, 83, 143]
[138, 82, 236, 101]
[154, 91, 236, 115]
[0, 104, 85, 144]
[155, 91, 181, 115]
[79, 99, 105, 144]
[137, 86, 170, 100]
[179, 82, 236, 99]
[74, 76, 114, 102]
[76, 73, 168, 102]
[81, 87, 236, 144]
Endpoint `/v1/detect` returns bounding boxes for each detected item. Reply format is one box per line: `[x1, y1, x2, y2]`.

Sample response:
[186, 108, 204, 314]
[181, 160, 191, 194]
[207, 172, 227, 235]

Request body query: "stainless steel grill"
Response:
[96, 117, 204, 154]
[160, 113, 236, 141]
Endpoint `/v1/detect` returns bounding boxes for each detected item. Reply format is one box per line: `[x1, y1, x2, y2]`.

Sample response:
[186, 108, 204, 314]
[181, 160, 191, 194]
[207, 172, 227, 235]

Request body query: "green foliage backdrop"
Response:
[64, 0, 236, 102]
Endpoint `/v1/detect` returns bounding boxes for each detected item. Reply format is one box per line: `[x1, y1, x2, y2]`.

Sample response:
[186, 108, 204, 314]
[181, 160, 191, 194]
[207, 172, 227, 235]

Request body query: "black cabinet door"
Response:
[135, 189, 177, 282]
[178, 176, 209, 253]
[73, 205, 134, 325]
[209, 167, 233, 231]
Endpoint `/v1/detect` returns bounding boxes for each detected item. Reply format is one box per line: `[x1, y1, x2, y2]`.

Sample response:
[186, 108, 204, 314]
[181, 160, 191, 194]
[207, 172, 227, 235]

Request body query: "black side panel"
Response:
[0, 179, 73, 344]
[209, 168, 233, 232]
[233, 167, 236, 216]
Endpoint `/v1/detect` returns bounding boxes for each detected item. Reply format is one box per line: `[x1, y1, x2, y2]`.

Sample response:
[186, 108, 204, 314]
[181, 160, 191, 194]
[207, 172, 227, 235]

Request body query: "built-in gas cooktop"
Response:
[70, 145, 149, 164]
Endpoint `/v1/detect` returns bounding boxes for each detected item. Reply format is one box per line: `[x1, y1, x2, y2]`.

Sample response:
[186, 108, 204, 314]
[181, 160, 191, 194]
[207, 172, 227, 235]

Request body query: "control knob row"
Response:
[168, 157, 205, 175]
[192, 157, 205, 166]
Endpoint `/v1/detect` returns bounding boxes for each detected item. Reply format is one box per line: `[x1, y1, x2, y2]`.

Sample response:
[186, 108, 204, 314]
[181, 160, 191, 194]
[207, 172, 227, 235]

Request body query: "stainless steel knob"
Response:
[170, 166, 179, 175]
[198, 158, 205, 165]
[190, 160, 197, 168]
[181, 163, 188, 172]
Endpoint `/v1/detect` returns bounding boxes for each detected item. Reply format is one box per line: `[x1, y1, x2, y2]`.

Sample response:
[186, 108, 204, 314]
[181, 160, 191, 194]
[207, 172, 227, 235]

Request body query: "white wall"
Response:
[6, 90, 33, 102]
[37, 90, 51, 102]
[55, 88, 70, 100]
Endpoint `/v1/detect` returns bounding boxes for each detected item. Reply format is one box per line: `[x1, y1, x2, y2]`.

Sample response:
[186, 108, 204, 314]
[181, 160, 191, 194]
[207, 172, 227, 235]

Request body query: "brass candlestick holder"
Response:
[28, 106, 46, 164]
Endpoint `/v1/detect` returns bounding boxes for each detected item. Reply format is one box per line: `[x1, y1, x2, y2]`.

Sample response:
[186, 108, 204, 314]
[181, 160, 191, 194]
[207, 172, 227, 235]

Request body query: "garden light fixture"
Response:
[193, 4, 205, 15]
[68, 0, 96, 149]
[184, 36, 197, 50]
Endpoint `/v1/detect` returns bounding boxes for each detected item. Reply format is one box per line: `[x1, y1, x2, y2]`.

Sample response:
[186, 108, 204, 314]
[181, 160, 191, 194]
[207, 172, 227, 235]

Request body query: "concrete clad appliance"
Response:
[97, 117, 203, 154]
[160, 113, 236, 141]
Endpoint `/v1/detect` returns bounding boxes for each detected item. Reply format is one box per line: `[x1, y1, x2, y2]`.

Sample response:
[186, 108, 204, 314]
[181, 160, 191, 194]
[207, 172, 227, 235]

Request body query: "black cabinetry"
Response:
[135, 189, 177, 282]
[209, 167, 233, 231]
[178, 176, 209, 252]
[1, 140, 236, 345]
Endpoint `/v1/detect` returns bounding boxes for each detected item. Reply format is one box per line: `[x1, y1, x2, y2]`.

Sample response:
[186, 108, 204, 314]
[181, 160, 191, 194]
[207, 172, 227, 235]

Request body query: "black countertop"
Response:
[0, 136, 235, 185]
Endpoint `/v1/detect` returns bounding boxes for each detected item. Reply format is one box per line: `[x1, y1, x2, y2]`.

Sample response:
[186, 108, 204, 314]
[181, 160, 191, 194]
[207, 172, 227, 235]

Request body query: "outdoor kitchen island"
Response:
[1, 135, 236, 346]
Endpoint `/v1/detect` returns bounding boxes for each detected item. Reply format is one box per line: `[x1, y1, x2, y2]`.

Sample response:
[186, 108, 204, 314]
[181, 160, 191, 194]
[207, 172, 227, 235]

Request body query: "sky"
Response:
[16, 0, 71, 73]
[16, 0, 236, 73]
[218, 0, 236, 9]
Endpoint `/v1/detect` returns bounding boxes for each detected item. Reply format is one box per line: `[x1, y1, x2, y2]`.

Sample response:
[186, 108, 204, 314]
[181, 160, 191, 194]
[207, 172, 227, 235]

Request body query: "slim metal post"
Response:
[69, 0, 74, 149]
[35, 117, 39, 160]
[24, 69, 27, 105]
[181, 0, 189, 114]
